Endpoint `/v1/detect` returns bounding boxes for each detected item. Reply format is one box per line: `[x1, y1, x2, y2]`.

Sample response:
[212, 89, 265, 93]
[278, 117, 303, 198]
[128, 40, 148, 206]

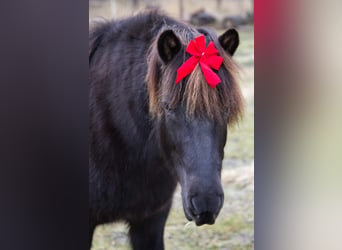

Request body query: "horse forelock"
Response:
[146, 24, 244, 126]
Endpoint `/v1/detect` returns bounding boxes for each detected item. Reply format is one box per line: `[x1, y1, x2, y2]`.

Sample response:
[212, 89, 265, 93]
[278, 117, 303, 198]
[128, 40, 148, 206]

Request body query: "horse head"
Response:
[146, 26, 244, 225]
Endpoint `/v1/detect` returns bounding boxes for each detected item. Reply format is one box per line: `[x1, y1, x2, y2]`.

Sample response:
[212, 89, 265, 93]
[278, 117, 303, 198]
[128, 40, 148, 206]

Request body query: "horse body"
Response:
[89, 11, 243, 250]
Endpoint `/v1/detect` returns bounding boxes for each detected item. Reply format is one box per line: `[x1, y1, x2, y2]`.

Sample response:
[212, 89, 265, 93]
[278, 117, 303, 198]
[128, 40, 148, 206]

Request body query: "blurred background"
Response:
[89, 1, 254, 249]
[89, 0, 253, 24]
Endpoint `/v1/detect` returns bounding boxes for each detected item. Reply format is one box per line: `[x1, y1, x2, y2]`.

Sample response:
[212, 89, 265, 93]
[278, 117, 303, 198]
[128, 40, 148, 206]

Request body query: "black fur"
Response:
[89, 13, 181, 250]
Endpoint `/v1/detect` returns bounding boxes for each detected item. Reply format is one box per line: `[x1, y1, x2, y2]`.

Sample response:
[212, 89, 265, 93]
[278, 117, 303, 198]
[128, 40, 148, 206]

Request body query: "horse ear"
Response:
[218, 28, 239, 56]
[157, 30, 181, 63]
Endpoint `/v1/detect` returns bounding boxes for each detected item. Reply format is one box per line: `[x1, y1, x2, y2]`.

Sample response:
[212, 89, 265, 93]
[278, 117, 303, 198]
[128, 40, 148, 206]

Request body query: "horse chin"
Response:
[194, 212, 217, 226]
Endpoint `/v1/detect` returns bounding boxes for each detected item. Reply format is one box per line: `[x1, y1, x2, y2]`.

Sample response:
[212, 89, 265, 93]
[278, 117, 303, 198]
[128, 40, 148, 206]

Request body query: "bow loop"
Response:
[176, 35, 223, 88]
[203, 42, 219, 56]
[194, 35, 206, 51]
[186, 39, 201, 56]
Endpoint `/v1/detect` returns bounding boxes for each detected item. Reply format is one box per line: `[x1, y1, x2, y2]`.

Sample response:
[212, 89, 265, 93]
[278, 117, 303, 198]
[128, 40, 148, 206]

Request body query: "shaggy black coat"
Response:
[89, 12, 181, 249]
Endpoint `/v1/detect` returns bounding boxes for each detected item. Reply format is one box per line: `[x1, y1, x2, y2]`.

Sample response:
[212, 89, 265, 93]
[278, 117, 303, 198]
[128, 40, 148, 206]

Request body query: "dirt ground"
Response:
[90, 2, 254, 249]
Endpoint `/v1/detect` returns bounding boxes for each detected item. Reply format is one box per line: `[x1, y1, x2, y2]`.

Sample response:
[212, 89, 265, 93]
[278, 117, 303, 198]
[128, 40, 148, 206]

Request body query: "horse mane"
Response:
[146, 25, 244, 126]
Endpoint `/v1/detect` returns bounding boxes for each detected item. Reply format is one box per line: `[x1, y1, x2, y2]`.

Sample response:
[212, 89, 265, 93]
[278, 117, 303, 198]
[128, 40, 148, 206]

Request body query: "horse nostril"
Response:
[190, 196, 196, 210]
[218, 194, 224, 209]
[190, 196, 201, 214]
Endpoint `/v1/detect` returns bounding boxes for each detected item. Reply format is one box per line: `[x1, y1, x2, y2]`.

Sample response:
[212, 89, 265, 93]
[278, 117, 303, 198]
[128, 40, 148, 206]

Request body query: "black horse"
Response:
[89, 11, 243, 250]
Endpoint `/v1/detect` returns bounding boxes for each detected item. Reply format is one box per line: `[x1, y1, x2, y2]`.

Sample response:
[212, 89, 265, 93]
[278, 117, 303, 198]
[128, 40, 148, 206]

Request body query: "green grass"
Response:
[224, 105, 254, 165]
[164, 205, 254, 250]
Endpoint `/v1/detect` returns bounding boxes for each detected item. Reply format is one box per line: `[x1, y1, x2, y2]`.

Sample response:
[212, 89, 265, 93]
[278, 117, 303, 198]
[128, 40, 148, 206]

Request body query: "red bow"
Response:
[176, 35, 223, 88]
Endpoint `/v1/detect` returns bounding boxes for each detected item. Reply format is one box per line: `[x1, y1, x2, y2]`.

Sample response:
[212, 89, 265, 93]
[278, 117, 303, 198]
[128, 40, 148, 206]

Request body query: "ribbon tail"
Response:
[176, 56, 199, 83]
[200, 62, 221, 88]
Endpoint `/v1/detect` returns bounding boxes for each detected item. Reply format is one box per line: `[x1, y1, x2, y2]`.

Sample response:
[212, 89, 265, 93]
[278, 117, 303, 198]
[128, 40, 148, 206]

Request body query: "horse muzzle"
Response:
[184, 193, 224, 226]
